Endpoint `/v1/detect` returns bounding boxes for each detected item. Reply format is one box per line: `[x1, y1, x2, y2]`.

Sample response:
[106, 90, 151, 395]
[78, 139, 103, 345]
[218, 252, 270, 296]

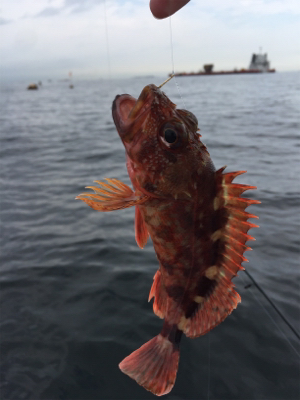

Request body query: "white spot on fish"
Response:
[178, 315, 188, 330]
[205, 265, 218, 279]
[194, 296, 204, 303]
[146, 207, 156, 217]
[151, 217, 160, 228]
[214, 196, 220, 210]
[211, 229, 222, 242]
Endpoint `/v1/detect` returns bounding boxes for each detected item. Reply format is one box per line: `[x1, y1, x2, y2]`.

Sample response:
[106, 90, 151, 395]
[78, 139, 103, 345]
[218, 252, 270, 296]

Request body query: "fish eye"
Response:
[164, 128, 177, 144]
[159, 121, 188, 149]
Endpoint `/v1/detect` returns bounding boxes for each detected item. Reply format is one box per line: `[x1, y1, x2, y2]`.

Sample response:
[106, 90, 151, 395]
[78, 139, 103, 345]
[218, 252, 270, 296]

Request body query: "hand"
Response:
[150, 0, 190, 19]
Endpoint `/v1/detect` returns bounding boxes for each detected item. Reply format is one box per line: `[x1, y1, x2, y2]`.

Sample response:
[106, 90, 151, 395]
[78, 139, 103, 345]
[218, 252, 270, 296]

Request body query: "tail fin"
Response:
[119, 333, 180, 396]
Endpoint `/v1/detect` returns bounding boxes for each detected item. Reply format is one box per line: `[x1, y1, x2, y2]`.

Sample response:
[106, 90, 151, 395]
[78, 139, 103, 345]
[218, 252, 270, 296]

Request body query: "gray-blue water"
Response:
[1, 73, 299, 400]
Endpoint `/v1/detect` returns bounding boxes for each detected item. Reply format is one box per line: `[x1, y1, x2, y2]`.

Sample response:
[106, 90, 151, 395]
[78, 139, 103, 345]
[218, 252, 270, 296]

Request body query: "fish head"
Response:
[112, 84, 214, 199]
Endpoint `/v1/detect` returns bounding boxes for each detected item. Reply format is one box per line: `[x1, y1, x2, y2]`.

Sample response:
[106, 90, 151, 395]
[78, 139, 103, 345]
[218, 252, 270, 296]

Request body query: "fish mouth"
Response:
[112, 85, 155, 143]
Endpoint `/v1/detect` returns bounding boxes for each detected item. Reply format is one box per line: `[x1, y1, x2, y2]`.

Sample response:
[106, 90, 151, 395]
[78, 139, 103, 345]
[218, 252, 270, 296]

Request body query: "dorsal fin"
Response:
[183, 167, 260, 338]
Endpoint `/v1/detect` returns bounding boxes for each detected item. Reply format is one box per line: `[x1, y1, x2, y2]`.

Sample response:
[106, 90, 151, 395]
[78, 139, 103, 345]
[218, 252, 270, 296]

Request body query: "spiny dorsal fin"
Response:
[184, 167, 259, 338]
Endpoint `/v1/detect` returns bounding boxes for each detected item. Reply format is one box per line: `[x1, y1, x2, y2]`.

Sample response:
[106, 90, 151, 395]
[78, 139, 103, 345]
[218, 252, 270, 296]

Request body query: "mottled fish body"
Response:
[77, 83, 259, 396]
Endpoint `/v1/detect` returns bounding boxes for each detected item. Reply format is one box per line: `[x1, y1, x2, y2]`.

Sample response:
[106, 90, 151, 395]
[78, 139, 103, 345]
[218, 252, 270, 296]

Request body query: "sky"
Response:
[0, 0, 299, 81]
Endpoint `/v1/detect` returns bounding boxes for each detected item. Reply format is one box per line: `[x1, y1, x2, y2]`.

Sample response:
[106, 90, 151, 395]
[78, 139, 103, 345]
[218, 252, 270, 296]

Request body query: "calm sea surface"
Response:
[0, 73, 299, 400]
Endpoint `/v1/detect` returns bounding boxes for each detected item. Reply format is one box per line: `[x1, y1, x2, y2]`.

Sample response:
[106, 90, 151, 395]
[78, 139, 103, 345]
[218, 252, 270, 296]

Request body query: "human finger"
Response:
[150, 0, 190, 19]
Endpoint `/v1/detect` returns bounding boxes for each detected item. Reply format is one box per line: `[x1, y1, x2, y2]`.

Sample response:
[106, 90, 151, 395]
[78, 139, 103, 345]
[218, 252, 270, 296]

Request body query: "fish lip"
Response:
[112, 86, 154, 143]
[112, 94, 136, 135]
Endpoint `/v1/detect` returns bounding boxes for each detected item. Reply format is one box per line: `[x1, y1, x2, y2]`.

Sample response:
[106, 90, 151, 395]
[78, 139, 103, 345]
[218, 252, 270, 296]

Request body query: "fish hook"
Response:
[158, 74, 175, 88]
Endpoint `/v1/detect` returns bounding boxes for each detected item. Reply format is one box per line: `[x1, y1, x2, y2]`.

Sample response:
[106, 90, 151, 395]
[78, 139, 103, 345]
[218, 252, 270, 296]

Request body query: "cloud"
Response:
[199, 0, 300, 16]
[35, 0, 105, 16]
[0, 17, 12, 25]
[35, 7, 62, 18]
[64, 0, 102, 11]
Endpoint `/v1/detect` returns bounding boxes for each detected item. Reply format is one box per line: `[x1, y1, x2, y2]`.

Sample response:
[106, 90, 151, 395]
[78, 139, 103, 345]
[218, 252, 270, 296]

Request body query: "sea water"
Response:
[0, 72, 299, 399]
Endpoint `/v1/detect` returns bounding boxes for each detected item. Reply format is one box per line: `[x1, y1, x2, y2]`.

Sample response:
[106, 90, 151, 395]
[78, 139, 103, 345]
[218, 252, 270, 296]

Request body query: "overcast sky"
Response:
[1, 0, 299, 81]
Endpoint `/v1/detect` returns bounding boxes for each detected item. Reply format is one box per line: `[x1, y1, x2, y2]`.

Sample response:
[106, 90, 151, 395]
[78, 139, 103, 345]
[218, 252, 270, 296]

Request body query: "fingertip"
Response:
[150, 0, 190, 19]
[149, 0, 167, 19]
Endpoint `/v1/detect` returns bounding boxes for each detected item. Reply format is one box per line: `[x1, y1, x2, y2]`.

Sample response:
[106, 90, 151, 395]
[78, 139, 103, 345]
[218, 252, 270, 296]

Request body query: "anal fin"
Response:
[148, 270, 168, 319]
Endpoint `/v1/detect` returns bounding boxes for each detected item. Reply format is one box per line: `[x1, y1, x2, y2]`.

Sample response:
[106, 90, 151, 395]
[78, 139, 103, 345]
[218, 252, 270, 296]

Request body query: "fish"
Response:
[76, 80, 259, 396]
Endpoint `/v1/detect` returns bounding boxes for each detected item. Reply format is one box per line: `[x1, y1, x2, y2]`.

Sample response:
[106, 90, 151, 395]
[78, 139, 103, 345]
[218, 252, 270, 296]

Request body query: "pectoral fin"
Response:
[76, 178, 149, 211]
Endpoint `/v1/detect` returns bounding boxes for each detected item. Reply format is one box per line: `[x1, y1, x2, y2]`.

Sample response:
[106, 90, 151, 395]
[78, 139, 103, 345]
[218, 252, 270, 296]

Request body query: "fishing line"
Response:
[243, 269, 300, 342]
[207, 334, 211, 400]
[103, 0, 112, 88]
[240, 272, 300, 358]
[168, 16, 186, 109]
[169, 16, 175, 75]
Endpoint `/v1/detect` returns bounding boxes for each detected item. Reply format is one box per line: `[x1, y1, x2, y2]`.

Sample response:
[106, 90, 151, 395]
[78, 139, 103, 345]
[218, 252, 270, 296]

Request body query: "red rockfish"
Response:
[77, 81, 259, 396]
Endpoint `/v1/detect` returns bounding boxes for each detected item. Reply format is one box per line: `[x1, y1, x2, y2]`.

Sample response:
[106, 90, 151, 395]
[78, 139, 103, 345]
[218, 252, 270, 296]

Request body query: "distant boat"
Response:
[27, 83, 38, 90]
[68, 71, 74, 89]
[249, 52, 272, 72]
[172, 52, 275, 77]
